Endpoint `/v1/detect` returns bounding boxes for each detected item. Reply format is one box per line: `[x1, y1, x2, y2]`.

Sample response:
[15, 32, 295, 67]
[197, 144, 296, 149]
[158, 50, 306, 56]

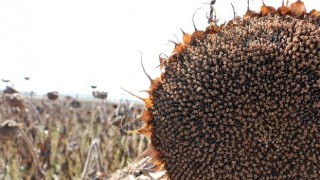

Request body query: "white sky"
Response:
[0, 0, 319, 100]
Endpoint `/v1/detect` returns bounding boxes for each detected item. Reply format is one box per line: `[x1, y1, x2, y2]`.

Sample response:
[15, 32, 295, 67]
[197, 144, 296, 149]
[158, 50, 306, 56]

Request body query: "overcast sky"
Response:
[0, 0, 319, 100]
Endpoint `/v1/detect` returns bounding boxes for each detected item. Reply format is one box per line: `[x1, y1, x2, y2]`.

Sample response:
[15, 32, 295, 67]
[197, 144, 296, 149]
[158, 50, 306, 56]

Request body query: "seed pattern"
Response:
[144, 2, 320, 179]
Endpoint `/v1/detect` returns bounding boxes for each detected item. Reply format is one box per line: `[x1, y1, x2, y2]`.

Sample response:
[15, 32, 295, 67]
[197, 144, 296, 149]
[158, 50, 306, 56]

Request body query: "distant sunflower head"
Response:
[92, 91, 108, 100]
[47, 91, 59, 100]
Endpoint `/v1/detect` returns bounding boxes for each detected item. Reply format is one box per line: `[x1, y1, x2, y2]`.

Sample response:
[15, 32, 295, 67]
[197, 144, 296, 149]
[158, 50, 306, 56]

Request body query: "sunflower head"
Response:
[134, 1, 320, 179]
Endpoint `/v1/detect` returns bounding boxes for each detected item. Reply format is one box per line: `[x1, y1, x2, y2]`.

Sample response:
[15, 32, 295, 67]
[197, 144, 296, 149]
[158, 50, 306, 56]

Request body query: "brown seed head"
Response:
[47, 91, 59, 100]
[92, 91, 108, 100]
[137, 1, 320, 179]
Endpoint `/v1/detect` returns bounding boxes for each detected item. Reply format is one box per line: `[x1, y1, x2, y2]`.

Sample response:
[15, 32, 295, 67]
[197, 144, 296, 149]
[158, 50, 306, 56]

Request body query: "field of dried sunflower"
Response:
[0, 88, 149, 179]
[2, 0, 320, 179]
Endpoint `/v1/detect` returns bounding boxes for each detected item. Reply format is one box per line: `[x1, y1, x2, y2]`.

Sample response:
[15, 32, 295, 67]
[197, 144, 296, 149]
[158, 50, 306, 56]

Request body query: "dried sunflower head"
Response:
[3, 86, 18, 94]
[92, 91, 108, 100]
[47, 91, 59, 100]
[134, 0, 320, 179]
